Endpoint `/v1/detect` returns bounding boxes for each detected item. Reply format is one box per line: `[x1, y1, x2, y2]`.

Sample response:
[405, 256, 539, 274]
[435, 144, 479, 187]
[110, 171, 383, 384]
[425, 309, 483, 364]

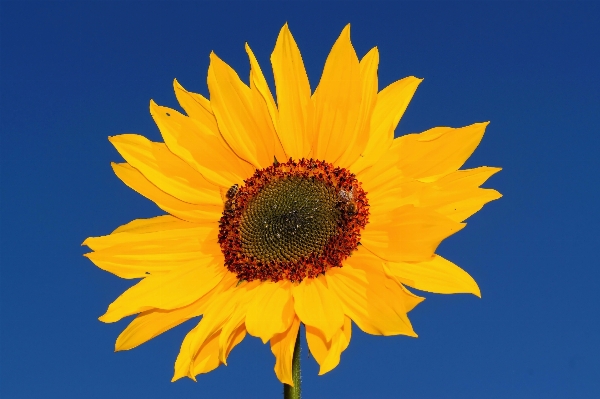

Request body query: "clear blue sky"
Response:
[1, 1, 599, 398]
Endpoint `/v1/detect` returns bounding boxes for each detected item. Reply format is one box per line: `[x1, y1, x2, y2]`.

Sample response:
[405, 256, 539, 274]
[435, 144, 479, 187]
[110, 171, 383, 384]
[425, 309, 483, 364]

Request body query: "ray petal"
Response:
[351, 76, 422, 173]
[385, 255, 481, 297]
[292, 275, 344, 341]
[150, 101, 254, 187]
[208, 52, 273, 169]
[394, 122, 490, 182]
[270, 315, 301, 386]
[110, 162, 222, 223]
[326, 249, 423, 336]
[306, 316, 352, 375]
[114, 275, 232, 351]
[311, 24, 362, 165]
[109, 134, 221, 205]
[98, 258, 226, 323]
[336, 46, 379, 168]
[362, 205, 465, 262]
[245, 281, 295, 344]
[271, 23, 312, 160]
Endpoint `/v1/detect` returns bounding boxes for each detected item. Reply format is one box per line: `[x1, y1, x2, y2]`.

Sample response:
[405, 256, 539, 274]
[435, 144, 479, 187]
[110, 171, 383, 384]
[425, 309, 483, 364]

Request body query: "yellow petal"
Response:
[174, 328, 221, 381]
[189, 324, 246, 379]
[173, 79, 218, 132]
[170, 273, 238, 381]
[98, 258, 226, 323]
[83, 215, 212, 251]
[270, 315, 300, 386]
[208, 52, 273, 169]
[84, 250, 209, 280]
[83, 216, 220, 278]
[319, 316, 352, 375]
[245, 281, 295, 343]
[385, 255, 481, 297]
[271, 23, 312, 160]
[356, 138, 405, 195]
[246, 44, 287, 162]
[305, 325, 328, 366]
[173, 322, 203, 381]
[223, 324, 247, 362]
[394, 122, 489, 182]
[109, 214, 191, 234]
[150, 101, 254, 187]
[114, 274, 233, 351]
[311, 24, 362, 165]
[109, 134, 221, 205]
[292, 275, 344, 341]
[326, 250, 422, 336]
[419, 167, 502, 222]
[433, 166, 501, 189]
[183, 281, 259, 371]
[306, 316, 352, 375]
[217, 281, 262, 364]
[116, 309, 193, 351]
[190, 331, 222, 377]
[362, 205, 465, 262]
[111, 162, 222, 223]
[351, 76, 422, 173]
[336, 46, 379, 168]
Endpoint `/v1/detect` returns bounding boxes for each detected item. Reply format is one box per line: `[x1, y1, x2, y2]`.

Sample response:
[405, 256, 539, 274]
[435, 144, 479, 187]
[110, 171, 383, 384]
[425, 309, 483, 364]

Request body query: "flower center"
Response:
[218, 159, 369, 283]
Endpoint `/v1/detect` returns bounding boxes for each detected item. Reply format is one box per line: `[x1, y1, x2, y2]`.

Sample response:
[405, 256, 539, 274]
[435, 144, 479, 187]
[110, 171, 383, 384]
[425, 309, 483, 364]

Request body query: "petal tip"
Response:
[173, 78, 183, 90]
[149, 99, 159, 114]
[341, 23, 351, 35]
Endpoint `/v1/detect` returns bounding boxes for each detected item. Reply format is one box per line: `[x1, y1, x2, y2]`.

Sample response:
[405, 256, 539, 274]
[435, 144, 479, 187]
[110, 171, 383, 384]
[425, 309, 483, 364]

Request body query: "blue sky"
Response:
[1, 1, 599, 398]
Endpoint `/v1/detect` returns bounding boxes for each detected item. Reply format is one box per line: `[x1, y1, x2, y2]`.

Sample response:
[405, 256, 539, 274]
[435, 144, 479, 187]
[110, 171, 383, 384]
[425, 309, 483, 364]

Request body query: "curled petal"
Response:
[270, 315, 301, 386]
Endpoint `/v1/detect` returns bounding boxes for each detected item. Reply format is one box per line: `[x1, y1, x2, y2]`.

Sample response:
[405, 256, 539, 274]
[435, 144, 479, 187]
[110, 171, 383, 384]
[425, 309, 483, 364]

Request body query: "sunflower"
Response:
[84, 23, 501, 387]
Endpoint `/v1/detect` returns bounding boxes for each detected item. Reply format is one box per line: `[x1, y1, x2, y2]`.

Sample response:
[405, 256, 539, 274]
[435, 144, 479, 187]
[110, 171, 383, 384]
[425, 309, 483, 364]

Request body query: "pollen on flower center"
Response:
[218, 158, 369, 283]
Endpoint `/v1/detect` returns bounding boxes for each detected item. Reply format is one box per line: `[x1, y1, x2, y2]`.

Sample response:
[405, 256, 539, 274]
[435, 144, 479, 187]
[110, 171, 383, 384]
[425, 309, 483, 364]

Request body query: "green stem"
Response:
[283, 329, 301, 399]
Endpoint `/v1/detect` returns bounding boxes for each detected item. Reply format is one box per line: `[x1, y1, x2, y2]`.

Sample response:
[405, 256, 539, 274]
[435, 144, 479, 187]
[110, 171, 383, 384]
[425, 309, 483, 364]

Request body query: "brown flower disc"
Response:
[218, 158, 369, 283]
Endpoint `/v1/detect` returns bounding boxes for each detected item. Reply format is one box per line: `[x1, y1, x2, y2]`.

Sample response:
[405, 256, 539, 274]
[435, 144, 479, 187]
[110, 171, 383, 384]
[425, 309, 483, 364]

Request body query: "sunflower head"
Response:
[84, 23, 501, 385]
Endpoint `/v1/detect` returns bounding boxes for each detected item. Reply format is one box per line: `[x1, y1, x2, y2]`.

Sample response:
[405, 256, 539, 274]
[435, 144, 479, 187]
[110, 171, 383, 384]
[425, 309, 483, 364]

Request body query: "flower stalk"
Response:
[284, 331, 301, 399]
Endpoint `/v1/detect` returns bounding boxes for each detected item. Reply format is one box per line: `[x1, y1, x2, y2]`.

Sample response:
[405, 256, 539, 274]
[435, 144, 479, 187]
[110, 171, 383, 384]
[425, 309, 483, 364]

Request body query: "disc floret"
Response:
[218, 158, 369, 282]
